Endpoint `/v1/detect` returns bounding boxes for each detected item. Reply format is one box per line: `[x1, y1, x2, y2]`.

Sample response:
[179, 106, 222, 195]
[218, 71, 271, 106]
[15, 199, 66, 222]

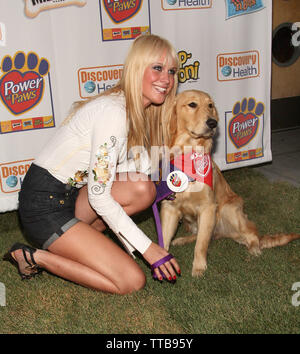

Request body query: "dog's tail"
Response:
[260, 233, 300, 249]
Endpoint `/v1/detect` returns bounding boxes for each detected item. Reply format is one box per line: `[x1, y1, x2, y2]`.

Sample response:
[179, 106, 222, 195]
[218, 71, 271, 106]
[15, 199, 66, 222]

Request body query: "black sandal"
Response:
[3, 242, 42, 280]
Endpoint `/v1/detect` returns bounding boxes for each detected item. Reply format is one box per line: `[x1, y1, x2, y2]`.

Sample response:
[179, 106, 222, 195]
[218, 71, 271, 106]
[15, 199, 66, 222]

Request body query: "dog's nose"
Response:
[206, 118, 218, 129]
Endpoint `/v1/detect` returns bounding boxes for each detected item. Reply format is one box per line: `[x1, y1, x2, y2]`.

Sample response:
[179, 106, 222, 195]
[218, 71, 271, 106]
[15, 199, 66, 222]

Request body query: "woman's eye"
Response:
[153, 65, 163, 72]
[168, 68, 177, 75]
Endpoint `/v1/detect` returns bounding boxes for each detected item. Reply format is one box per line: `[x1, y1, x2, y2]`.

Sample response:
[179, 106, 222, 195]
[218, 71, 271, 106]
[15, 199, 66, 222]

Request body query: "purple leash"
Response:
[152, 159, 194, 249]
[152, 201, 165, 248]
[152, 181, 175, 248]
[151, 173, 175, 279]
[151, 160, 195, 280]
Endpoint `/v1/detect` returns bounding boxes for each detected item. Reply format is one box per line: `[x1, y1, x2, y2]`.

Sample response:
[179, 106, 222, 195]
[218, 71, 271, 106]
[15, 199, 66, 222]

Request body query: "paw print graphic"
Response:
[0, 52, 50, 114]
[229, 98, 265, 149]
[232, 97, 264, 118]
[1, 51, 49, 75]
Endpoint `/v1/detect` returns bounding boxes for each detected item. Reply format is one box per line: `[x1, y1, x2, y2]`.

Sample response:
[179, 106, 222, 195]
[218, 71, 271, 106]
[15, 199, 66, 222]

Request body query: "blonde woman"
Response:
[4, 34, 181, 294]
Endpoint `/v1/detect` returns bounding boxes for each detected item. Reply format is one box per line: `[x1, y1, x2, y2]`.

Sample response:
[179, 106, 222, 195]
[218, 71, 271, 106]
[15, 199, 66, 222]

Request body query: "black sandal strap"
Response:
[27, 247, 37, 266]
[20, 245, 37, 268]
[22, 248, 32, 267]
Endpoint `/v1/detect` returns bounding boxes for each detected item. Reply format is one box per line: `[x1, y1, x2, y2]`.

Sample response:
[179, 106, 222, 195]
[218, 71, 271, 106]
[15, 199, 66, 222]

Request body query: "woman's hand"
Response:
[142, 242, 181, 281]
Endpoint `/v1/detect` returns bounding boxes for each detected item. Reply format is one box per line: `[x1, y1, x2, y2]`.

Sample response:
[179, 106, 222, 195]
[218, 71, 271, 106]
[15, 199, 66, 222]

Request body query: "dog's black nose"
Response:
[206, 118, 218, 129]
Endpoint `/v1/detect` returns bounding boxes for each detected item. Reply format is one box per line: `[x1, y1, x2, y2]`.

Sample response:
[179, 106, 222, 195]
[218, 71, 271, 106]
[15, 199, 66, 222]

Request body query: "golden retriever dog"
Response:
[160, 90, 300, 277]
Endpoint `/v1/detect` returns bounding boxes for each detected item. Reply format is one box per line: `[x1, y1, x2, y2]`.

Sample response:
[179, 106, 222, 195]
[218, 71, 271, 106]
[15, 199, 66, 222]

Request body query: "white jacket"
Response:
[35, 92, 152, 256]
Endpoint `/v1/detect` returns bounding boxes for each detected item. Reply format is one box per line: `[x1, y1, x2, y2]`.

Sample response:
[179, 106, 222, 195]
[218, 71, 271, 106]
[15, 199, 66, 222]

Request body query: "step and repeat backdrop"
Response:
[0, 0, 272, 212]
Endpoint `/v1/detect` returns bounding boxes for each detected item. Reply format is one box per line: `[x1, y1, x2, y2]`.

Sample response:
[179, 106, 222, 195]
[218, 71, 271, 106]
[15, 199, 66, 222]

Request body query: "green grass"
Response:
[1, 167, 300, 334]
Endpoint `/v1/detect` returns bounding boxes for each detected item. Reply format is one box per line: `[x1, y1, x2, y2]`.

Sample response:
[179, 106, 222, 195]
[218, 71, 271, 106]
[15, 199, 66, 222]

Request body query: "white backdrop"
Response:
[0, 0, 272, 212]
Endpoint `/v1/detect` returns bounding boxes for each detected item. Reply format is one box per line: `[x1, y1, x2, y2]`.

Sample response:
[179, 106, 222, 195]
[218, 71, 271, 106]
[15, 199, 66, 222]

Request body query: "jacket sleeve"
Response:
[86, 99, 152, 256]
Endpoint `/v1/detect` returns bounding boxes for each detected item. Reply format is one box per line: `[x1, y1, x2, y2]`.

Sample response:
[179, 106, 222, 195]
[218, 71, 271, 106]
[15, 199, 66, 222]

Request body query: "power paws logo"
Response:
[100, 0, 150, 41]
[103, 0, 142, 23]
[225, 98, 265, 163]
[0, 52, 49, 115]
[0, 52, 55, 134]
[225, 0, 265, 19]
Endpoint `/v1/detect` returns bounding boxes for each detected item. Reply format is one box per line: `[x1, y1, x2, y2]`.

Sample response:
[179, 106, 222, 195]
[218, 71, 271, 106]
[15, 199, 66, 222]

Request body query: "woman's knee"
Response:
[118, 267, 146, 295]
[133, 176, 156, 206]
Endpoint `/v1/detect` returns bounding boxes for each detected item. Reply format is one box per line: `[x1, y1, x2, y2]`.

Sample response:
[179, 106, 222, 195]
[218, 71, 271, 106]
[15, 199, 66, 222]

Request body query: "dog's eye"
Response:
[188, 102, 197, 108]
[208, 103, 214, 109]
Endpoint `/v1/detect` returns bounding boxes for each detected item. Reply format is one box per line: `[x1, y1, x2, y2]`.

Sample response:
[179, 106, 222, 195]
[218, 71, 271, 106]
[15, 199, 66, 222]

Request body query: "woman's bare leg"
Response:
[12, 173, 156, 294]
[45, 222, 146, 294]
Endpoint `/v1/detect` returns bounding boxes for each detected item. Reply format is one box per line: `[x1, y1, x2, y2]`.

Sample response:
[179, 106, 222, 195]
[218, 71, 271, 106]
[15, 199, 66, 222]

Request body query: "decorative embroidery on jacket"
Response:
[91, 136, 116, 195]
[93, 143, 112, 185]
[68, 170, 88, 187]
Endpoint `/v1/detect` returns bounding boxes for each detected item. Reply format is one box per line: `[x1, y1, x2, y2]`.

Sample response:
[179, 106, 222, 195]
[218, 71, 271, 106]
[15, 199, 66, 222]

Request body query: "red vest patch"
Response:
[171, 152, 213, 190]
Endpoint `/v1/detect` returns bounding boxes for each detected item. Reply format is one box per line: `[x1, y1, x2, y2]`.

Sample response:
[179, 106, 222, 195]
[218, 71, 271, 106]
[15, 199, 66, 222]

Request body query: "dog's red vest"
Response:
[170, 152, 213, 190]
[152, 151, 213, 248]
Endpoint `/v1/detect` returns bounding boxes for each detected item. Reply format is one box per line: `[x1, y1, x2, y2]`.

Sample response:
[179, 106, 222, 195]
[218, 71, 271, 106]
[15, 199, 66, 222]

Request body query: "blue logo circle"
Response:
[84, 81, 96, 94]
[6, 175, 18, 188]
[167, 0, 177, 5]
[221, 65, 232, 77]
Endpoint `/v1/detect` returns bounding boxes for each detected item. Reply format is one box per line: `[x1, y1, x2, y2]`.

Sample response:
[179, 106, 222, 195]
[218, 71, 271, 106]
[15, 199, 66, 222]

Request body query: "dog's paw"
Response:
[192, 258, 207, 277]
[171, 237, 186, 246]
[171, 235, 196, 246]
[248, 243, 261, 256]
[248, 247, 261, 256]
[192, 265, 206, 277]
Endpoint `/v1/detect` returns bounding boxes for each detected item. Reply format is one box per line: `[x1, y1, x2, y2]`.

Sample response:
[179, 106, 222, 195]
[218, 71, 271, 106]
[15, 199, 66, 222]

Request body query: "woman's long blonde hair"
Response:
[117, 34, 179, 152]
[65, 34, 178, 152]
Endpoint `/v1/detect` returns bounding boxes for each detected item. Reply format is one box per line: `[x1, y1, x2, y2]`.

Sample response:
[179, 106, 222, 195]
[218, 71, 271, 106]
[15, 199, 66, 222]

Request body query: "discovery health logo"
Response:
[161, 0, 212, 11]
[0, 159, 33, 193]
[217, 50, 260, 81]
[78, 64, 123, 98]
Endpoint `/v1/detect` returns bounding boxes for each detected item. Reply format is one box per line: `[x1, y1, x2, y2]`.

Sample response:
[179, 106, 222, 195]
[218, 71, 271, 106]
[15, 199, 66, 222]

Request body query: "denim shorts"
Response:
[18, 163, 80, 249]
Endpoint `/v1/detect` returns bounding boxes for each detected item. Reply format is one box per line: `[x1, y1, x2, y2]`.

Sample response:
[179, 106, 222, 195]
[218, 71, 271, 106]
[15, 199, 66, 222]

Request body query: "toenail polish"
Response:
[169, 276, 172, 281]
[173, 275, 176, 280]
